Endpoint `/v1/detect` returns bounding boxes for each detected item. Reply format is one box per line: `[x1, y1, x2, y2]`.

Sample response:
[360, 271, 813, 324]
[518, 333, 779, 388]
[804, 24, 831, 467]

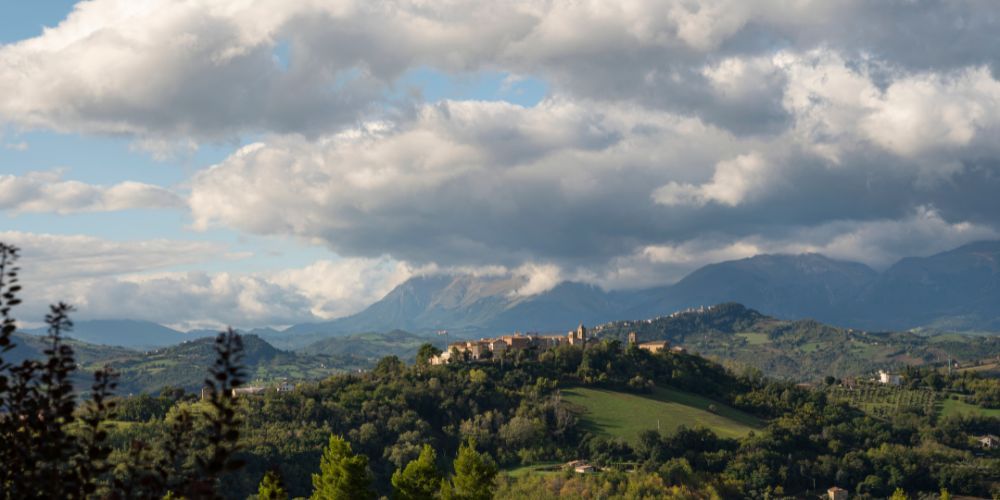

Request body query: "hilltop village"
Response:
[430, 323, 686, 365]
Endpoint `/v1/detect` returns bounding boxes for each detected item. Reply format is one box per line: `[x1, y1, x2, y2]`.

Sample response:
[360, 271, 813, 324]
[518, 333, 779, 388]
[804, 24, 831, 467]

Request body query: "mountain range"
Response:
[284, 240, 1000, 342]
[25, 240, 1000, 348]
[22, 319, 191, 349]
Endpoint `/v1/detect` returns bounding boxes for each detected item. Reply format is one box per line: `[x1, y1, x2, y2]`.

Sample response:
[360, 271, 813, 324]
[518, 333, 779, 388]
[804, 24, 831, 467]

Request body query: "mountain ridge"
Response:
[283, 240, 1000, 340]
[41, 240, 1000, 346]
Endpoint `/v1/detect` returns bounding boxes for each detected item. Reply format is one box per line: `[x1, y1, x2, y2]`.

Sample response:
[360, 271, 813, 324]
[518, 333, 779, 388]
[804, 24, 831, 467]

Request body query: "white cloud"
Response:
[510, 263, 563, 297]
[3, 0, 1000, 328]
[789, 206, 1000, 269]
[653, 152, 773, 207]
[0, 231, 421, 328]
[0, 0, 536, 140]
[779, 51, 1000, 169]
[271, 258, 415, 320]
[0, 170, 183, 214]
[3, 0, 996, 141]
[860, 67, 1000, 159]
[189, 99, 740, 265]
[0, 231, 225, 282]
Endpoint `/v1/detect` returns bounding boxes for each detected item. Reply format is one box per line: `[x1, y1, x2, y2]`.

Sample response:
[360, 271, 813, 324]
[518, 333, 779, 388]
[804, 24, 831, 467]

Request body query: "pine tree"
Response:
[440, 439, 497, 500]
[392, 444, 443, 500]
[256, 469, 289, 500]
[311, 434, 376, 500]
[0, 241, 247, 498]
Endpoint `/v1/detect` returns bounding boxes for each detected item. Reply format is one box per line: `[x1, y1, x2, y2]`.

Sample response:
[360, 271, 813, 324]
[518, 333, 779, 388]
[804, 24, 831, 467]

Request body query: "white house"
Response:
[878, 370, 901, 385]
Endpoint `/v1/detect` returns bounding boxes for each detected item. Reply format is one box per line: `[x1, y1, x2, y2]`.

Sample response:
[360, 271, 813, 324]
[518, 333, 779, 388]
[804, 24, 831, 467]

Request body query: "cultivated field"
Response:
[826, 386, 939, 417]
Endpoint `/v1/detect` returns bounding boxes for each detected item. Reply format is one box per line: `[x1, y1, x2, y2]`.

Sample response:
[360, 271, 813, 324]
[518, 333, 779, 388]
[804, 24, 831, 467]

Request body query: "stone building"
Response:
[568, 323, 587, 346]
[638, 340, 669, 353]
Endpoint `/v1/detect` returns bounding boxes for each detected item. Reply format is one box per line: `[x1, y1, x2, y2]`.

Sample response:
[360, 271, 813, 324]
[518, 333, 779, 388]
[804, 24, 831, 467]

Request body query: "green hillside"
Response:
[8, 332, 135, 365]
[562, 385, 762, 442]
[300, 330, 439, 362]
[940, 398, 1000, 418]
[594, 303, 1000, 381]
[86, 334, 367, 394]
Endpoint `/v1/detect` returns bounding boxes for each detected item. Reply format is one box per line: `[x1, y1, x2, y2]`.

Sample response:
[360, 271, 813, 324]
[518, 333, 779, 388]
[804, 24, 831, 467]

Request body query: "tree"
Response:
[256, 470, 289, 500]
[0, 242, 247, 498]
[392, 444, 443, 500]
[890, 488, 909, 500]
[440, 439, 497, 500]
[416, 343, 443, 366]
[312, 434, 376, 500]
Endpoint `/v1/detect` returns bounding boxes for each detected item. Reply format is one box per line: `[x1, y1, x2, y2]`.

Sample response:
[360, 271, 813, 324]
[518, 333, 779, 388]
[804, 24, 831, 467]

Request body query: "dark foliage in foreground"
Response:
[0, 242, 246, 499]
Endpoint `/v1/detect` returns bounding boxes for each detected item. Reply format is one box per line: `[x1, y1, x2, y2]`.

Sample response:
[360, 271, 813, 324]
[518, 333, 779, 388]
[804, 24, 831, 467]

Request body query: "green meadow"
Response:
[562, 386, 762, 442]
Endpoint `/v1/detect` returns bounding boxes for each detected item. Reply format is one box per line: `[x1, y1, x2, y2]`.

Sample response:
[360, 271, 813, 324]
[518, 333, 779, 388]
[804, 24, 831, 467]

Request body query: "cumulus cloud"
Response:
[187, 84, 1000, 285]
[3, 0, 1000, 327]
[778, 51, 1000, 171]
[1, 231, 421, 328]
[653, 152, 774, 207]
[0, 0, 535, 140]
[271, 258, 416, 320]
[510, 263, 563, 297]
[3, 0, 998, 140]
[189, 99, 740, 266]
[0, 171, 183, 214]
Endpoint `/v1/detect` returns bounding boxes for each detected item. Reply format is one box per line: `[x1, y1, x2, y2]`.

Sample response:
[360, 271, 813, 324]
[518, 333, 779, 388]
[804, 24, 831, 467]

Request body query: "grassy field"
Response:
[940, 398, 1000, 418]
[799, 341, 821, 353]
[502, 462, 564, 477]
[561, 386, 762, 442]
[736, 332, 771, 345]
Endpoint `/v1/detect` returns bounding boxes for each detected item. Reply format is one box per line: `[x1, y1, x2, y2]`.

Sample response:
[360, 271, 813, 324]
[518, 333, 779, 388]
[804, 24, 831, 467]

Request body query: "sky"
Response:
[2, 0, 999, 330]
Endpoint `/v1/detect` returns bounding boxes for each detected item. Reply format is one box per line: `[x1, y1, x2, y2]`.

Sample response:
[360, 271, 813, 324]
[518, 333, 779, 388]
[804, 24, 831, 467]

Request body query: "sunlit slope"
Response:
[562, 386, 762, 442]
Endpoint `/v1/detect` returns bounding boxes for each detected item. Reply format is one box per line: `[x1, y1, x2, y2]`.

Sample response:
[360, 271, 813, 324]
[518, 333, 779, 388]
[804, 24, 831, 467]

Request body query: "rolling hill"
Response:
[593, 303, 1000, 381]
[5, 331, 136, 366]
[3, 331, 367, 395]
[99, 334, 371, 394]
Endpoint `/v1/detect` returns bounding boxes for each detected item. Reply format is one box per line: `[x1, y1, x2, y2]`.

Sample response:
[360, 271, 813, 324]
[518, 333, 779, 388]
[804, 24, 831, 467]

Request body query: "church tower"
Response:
[568, 322, 587, 346]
